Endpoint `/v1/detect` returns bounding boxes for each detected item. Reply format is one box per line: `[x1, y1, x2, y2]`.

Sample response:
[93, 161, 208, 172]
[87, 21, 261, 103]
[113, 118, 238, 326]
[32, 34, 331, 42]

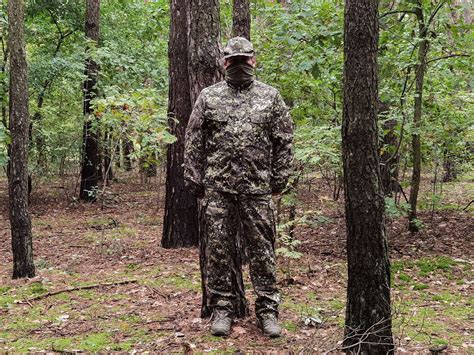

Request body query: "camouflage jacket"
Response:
[184, 80, 294, 196]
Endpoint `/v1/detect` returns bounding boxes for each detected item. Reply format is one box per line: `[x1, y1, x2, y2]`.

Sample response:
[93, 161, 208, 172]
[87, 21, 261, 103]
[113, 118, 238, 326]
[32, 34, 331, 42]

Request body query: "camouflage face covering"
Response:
[225, 61, 255, 89]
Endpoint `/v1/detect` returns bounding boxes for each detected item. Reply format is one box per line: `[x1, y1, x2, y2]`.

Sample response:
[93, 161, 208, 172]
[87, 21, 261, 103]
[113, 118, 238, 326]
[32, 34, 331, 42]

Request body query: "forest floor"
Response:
[0, 172, 473, 353]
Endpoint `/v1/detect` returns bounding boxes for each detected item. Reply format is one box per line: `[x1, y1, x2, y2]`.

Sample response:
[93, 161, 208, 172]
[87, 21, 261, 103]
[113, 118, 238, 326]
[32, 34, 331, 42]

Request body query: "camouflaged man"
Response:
[184, 37, 294, 338]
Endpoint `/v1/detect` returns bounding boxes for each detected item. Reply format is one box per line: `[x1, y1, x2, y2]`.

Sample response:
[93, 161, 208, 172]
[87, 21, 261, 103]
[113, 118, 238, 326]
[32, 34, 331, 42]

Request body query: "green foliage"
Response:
[0, 124, 10, 167]
[385, 197, 411, 218]
[94, 88, 172, 169]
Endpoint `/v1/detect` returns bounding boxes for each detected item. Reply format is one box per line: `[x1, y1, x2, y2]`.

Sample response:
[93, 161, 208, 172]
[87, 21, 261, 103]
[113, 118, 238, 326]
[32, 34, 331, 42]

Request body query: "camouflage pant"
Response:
[201, 189, 280, 316]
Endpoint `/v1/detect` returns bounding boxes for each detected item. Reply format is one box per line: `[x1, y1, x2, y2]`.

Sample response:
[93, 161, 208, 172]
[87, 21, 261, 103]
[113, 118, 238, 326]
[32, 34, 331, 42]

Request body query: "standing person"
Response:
[184, 37, 294, 338]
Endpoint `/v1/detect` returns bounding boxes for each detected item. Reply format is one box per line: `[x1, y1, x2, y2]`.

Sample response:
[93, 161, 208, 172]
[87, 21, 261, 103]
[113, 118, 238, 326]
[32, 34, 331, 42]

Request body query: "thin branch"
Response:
[426, 53, 470, 65]
[379, 10, 417, 19]
[25, 279, 138, 302]
[427, 0, 447, 27]
[47, 8, 64, 38]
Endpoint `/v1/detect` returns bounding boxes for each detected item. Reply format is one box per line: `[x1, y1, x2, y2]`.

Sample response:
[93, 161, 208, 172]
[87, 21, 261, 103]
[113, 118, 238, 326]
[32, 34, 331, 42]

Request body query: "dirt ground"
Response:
[0, 174, 472, 353]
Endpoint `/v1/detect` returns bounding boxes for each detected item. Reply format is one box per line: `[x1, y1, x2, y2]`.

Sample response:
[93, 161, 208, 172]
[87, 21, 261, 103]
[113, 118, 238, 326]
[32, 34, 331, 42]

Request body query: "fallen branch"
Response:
[25, 279, 138, 302]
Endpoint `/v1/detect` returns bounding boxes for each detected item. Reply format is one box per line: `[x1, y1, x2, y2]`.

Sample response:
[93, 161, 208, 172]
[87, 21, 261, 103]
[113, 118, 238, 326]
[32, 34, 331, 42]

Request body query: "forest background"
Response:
[0, 0, 473, 353]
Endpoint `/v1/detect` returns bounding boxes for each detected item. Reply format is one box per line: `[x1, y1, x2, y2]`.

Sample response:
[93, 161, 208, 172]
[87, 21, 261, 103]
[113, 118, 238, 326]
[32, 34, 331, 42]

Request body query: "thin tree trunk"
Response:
[188, 0, 248, 319]
[123, 138, 133, 171]
[8, 0, 35, 279]
[232, 0, 251, 39]
[103, 128, 114, 184]
[408, 8, 428, 233]
[342, 0, 393, 352]
[442, 149, 457, 182]
[378, 101, 399, 196]
[162, 0, 199, 249]
[79, 0, 100, 202]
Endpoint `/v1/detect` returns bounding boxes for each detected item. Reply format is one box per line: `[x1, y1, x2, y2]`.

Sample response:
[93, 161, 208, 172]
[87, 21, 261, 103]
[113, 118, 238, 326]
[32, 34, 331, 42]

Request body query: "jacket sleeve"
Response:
[184, 93, 206, 198]
[270, 92, 294, 194]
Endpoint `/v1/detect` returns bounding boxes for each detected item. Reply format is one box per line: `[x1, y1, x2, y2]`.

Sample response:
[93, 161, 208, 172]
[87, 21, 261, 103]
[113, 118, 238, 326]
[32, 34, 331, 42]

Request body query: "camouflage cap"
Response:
[223, 37, 255, 59]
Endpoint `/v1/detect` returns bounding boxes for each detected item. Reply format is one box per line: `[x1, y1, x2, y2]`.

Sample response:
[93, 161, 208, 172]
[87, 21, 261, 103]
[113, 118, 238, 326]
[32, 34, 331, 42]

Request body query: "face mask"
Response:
[225, 61, 255, 89]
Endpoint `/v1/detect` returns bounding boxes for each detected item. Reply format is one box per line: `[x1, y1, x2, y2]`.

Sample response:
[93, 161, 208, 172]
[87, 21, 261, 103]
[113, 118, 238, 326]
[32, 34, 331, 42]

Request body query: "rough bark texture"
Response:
[342, 0, 393, 352]
[232, 0, 251, 40]
[188, 0, 223, 104]
[8, 0, 35, 279]
[188, 0, 248, 319]
[408, 8, 428, 233]
[161, 0, 199, 249]
[79, 0, 100, 202]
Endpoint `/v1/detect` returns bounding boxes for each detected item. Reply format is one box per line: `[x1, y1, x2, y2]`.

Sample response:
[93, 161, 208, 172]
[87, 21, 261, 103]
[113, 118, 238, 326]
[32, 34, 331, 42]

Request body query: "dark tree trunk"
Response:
[162, 0, 199, 249]
[408, 8, 428, 233]
[380, 115, 399, 195]
[188, 0, 223, 104]
[123, 138, 133, 171]
[232, 0, 251, 39]
[8, 0, 35, 279]
[188, 0, 248, 319]
[79, 0, 100, 202]
[342, 0, 393, 352]
[442, 151, 457, 182]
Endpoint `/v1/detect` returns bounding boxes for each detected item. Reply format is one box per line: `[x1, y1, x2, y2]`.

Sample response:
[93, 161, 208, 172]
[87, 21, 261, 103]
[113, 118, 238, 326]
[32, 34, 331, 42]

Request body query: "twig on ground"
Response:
[25, 279, 138, 302]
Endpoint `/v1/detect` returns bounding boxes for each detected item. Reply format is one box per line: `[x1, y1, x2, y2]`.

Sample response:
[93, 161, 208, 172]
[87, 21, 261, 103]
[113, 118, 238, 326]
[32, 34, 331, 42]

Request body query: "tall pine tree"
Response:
[161, 0, 199, 249]
[342, 0, 393, 352]
[8, 0, 35, 279]
[79, 0, 100, 201]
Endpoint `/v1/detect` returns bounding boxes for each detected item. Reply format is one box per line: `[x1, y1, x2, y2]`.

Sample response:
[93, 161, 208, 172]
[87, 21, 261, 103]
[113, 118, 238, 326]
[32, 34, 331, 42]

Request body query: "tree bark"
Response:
[408, 8, 428, 233]
[188, 0, 248, 319]
[161, 0, 199, 249]
[342, 0, 393, 352]
[79, 0, 100, 202]
[8, 0, 35, 279]
[232, 0, 251, 40]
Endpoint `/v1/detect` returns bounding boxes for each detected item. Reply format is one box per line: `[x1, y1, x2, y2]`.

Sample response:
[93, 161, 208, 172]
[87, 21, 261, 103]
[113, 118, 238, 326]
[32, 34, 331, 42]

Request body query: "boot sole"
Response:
[211, 329, 230, 337]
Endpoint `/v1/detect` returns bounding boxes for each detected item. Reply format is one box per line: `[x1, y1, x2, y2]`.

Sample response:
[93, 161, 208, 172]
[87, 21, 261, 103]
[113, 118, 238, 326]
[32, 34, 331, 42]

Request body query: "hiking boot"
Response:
[258, 312, 281, 338]
[211, 309, 232, 336]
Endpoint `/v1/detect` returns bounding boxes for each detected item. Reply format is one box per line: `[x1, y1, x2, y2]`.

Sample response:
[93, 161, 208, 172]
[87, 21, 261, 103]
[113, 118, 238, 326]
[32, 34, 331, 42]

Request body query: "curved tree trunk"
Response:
[232, 0, 251, 39]
[8, 0, 35, 279]
[161, 0, 199, 249]
[188, 0, 248, 319]
[408, 8, 428, 233]
[79, 0, 100, 202]
[342, 0, 393, 352]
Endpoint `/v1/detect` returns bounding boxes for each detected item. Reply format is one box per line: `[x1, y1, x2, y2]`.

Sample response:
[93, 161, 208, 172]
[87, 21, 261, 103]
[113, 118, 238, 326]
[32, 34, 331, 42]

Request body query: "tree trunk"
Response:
[188, 0, 248, 319]
[380, 115, 399, 195]
[342, 0, 393, 352]
[8, 0, 35, 279]
[123, 138, 133, 171]
[79, 0, 100, 202]
[442, 149, 457, 182]
[408, 9, 428, 233]
[162, 0, 199, 249]
[103, 128, 114, 184]
[232, 0, 251, 39]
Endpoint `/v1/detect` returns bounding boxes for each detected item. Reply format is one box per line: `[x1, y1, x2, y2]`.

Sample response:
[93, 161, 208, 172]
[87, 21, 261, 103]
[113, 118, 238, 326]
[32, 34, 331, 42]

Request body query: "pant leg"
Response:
[203, 190, 239, 311]
[239, 194, 280, 316]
